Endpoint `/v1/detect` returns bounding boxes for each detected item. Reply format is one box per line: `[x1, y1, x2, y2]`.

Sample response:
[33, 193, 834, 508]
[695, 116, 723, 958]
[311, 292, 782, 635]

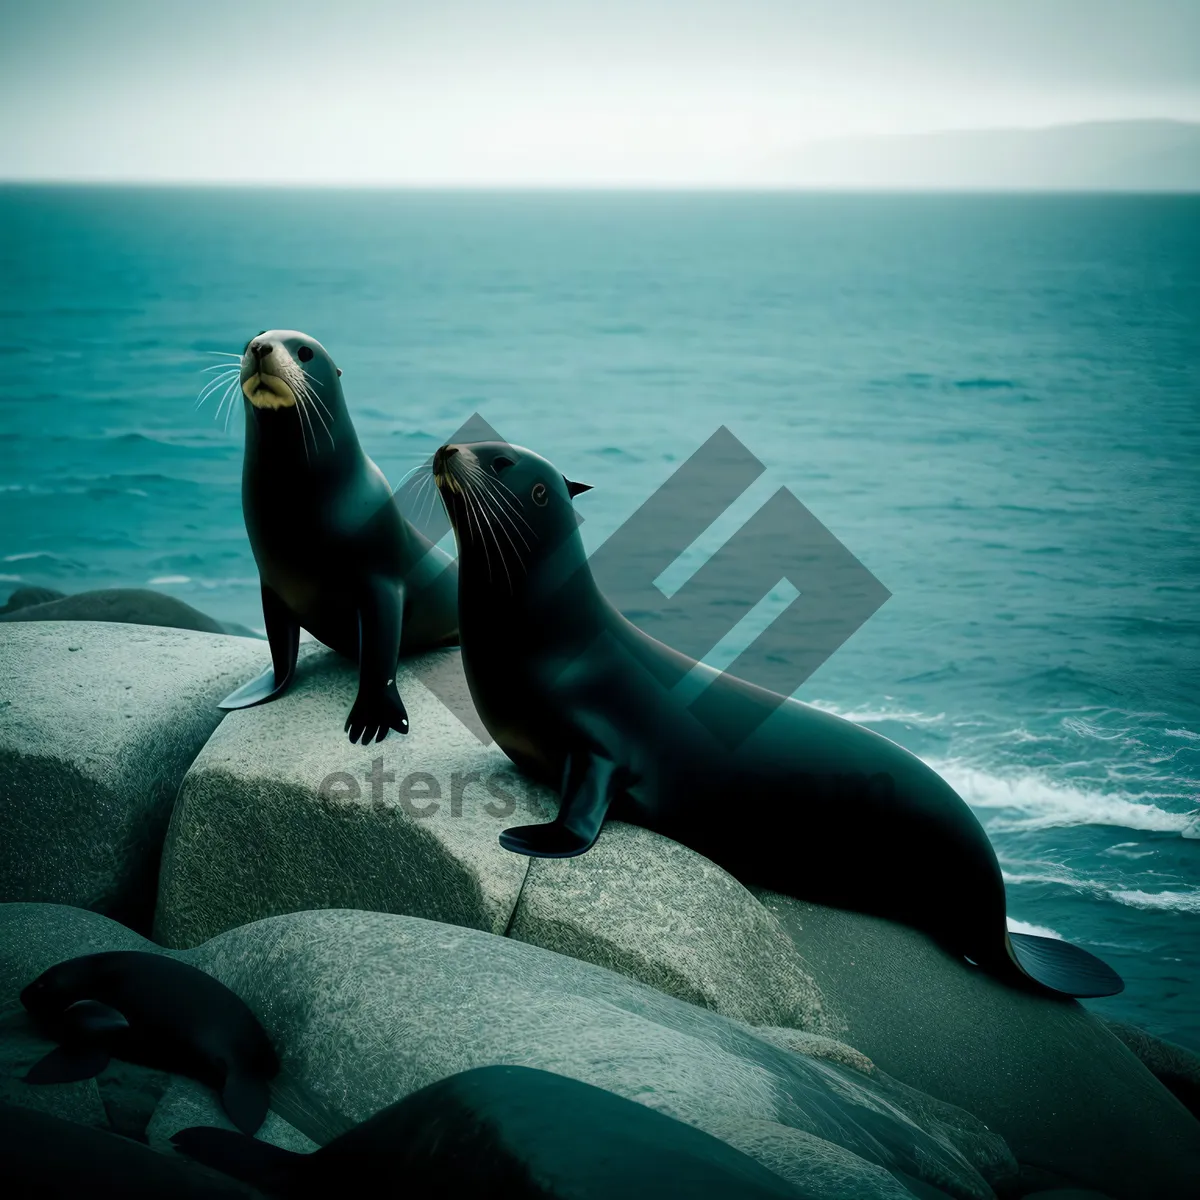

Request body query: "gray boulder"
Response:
[0, 623, 268, 931]
[1100, 1017, 1200, 1120]
[0, 902, 1003, 1200]
[508, 821, 838, 1037]
[756, 891, 1200, 1200]
[0, 587, 260, 638]
[154, 646, 552, 948]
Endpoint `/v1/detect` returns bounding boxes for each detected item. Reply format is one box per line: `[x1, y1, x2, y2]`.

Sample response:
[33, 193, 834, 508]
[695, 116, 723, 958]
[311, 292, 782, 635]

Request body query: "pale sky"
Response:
[1, 0, 1198, 184]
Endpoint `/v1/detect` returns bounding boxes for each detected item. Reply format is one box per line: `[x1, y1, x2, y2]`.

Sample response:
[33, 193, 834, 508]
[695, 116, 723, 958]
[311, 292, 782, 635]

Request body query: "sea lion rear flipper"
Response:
[218, 585, 299, 710]
[1007, 932, 1125, 998]
[499, 751, 620, 858]
[25, 1044, 112, 1084]
[173, 1126, 300, 1187]
[220, 1069, 271, 1135]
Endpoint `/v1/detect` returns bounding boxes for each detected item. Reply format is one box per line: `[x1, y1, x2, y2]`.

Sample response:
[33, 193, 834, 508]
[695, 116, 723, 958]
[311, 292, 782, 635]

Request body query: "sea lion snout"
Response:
[249, 340, 273, 361]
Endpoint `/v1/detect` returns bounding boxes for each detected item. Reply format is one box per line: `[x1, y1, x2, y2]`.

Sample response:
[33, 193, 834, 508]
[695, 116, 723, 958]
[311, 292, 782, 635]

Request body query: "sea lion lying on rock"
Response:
[172, 1064, 807, 1199]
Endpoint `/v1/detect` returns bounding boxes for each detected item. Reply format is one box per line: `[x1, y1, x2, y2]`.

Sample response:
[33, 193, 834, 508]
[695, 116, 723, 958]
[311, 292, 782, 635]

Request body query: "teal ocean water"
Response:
[1, 187, 1197, 1045]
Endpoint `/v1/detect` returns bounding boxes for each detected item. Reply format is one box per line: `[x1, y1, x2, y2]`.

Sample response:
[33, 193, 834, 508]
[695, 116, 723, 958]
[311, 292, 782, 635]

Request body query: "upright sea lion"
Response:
[21, 951, 279, 1134]
[215, 330, 458, 743]
[432, 440, 1123, 999]
[172, 1064, 803, 1198]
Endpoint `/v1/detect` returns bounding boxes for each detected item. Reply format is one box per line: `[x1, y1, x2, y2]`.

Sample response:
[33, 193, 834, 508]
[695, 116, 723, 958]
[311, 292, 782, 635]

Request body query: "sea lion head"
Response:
[433, 440, 592, 592]
[19, 956, 96, 1017]
[236, 329, 347, 458]
[240, 329, 340, 411]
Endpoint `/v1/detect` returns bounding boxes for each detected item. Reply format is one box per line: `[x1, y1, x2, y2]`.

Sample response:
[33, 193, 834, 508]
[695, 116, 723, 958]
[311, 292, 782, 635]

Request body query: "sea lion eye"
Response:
[531, 482, 548, 506]
[298, 346, 314, 362]
[492, 456, 515, 474]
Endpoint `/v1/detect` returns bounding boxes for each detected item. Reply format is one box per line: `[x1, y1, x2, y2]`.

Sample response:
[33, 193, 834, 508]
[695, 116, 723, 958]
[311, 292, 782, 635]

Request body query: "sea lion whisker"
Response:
[467, 474, 518, 592]
[466, 466, 537, 538]
[196, 369, 238, 407]
[204, 350, 242, 356]
[294, 377, 334, 451]
[466, 476, 526, 589]
[460, 480, 495, 584]
[462, 464, 533, 556]
[299, 368, 337, 426]
[214, 378, 241, 425]
[201, 362, 242, 373]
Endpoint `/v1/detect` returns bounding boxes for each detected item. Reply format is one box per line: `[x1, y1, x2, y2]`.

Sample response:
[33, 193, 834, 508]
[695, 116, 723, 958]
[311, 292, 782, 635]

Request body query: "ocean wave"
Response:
[1002, 866, 1200, 914]
[807, 699, 946, 726]
[931, 762, 1200, 837]
[1006, 918, 1063, 940]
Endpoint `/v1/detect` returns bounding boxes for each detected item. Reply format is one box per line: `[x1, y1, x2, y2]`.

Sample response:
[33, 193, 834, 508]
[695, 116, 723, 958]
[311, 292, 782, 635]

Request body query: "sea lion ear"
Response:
[336, 368, 342, 377]
[565, 477, 593, 498]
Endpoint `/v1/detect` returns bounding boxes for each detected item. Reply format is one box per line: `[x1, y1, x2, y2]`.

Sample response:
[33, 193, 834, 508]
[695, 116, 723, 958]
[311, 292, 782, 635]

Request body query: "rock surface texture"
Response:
[0, 622, 266, 930]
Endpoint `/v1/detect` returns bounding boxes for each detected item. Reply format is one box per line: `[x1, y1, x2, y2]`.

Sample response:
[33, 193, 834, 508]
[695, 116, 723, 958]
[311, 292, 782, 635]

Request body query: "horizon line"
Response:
[2, 179, 1200, 195]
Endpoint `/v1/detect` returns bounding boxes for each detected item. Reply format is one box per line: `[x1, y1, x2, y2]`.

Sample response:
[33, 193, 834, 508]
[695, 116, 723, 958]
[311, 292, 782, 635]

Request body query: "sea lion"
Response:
[172, 1064, 803, 1198]
[0, 1102, 263, 1199]
[432, 440, 1123, 999]
[20, 951, 279, 1134]
[215, 330, 458, 743]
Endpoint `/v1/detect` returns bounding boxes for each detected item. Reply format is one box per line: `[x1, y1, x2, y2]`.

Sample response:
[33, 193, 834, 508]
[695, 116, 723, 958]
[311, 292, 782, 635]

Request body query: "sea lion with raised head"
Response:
[214, 330, 458, 743]
[21, 950, 279, 1135]
[432, 439, 1123, 999]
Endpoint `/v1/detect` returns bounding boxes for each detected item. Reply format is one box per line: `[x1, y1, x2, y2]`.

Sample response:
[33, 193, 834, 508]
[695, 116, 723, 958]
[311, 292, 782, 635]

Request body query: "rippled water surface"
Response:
[1, 187, 1197, 1045]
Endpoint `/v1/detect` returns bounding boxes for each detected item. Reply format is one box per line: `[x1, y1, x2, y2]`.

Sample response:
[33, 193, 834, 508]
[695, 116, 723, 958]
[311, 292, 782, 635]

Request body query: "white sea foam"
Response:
[147, 575, 191, 585]
[807, 699, 946, 725]
[1006, 918, 1063, 940]
[1002, 866, 1200, 915]
[1109, 889, 1200, 914]
[930, 761, 1199, 836]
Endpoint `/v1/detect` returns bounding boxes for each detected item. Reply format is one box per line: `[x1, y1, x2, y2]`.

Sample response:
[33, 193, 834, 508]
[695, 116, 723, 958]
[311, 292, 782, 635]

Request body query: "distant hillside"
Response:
[773, 120, 1200, 191]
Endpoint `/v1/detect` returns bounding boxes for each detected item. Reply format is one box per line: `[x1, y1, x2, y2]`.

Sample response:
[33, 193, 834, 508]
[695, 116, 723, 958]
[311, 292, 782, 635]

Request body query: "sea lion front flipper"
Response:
[25, 1044, 112, 1084]
[499, 751, 620, 858]
[218, 585, 300, 709]
[61, 999, 130, 1036]
[345, 576, 409, 744]
[220, 1068, 272, 1135]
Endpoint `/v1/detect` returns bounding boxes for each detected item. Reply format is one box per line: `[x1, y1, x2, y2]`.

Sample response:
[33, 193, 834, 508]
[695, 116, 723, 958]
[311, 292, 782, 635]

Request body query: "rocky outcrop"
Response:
[0, 587, 260, 638]
[508, 821, 838, 1037]
[1101, 1017, 1200, 1120]
[0, 623, 268, 931]
[0, 902, 1005, 1200]
[755, 892, 1200, 1200]
[154, 647, 551, 948]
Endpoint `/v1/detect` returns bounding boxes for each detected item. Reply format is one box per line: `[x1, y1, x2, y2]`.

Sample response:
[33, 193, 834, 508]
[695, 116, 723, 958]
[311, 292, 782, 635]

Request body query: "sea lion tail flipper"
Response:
[25, 1044, 111, 1084]
[219, 585, 299, 709]
[1007, 932, 1125, 998]
[499, 750, 619, 859]
[220, 1069, 272, 1135]
[172, 1126, 300, 1187]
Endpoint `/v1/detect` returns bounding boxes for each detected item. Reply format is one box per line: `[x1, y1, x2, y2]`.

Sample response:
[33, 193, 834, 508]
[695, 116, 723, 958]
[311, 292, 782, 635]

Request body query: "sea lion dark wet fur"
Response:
[21, 950, 279, 1134]
[172, 1064, 801, 1198]
[0, 1102, 262, 1199]
[216, 330, 458, 743]
[432, 439, 1123, 999]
